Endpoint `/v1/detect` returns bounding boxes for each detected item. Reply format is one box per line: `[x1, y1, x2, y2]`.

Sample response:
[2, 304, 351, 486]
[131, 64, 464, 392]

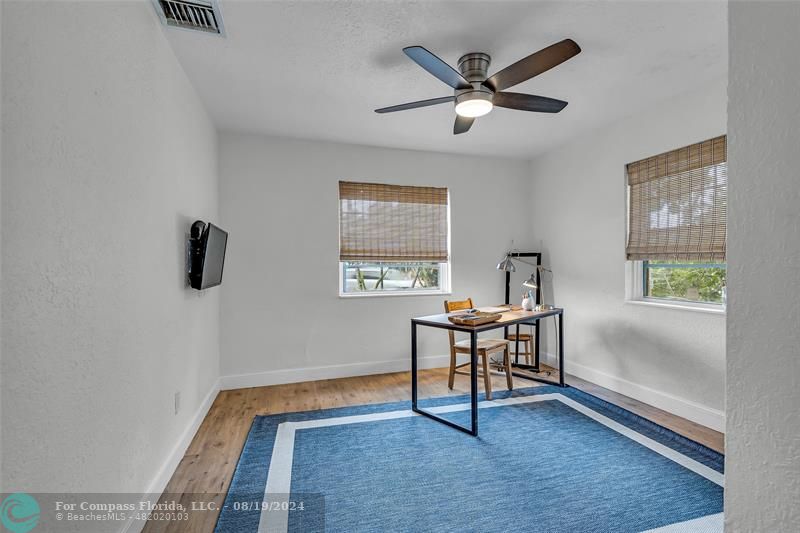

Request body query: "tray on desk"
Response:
[447, 311, 502, 326]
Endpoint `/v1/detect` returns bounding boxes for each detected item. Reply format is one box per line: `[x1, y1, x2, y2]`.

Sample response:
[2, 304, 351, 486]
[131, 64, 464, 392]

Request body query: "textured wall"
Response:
[0, 0, 3, 495]
[527, 79, 728, 430]
[726, 2, 800, 530]
[1, 1, 219, 493]
[219, 133, 533, 380]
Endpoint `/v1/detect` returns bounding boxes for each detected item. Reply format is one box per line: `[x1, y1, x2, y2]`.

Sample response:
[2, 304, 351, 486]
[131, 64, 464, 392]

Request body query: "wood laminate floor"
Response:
[143, 367, 723, 532]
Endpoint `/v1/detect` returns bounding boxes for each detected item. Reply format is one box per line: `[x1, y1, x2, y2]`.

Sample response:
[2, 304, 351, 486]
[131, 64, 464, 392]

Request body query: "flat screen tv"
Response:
[189, 221, 228, 290]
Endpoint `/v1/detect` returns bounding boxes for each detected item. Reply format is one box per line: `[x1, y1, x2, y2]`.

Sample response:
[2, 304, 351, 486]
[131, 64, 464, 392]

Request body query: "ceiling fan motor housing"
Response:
[458, 52, 491, 82]
[455, 52, 493, 116]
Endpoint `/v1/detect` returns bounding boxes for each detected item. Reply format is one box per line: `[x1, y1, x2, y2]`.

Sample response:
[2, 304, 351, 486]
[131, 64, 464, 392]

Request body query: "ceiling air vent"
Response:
[152, 0, 225, 35]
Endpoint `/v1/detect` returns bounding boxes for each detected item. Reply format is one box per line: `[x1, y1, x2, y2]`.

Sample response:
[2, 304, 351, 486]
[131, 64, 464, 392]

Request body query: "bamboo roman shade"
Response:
[626, 135, 727, 261]
[338, 181, 449, 262]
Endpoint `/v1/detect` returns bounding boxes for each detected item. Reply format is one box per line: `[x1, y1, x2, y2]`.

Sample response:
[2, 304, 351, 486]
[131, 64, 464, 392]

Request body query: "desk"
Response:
[411, 306, 564, 436]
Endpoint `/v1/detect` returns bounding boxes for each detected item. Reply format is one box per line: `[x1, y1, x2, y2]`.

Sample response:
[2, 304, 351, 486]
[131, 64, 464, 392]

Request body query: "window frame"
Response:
[625, 260, 725, 314]
[337, 180, 452, 299]
[338, 261, 451, 298]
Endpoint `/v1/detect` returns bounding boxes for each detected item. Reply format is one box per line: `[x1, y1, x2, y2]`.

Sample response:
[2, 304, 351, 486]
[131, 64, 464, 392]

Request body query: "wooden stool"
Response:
[444, 298, 512, 400]
[507, 332, 533, 365]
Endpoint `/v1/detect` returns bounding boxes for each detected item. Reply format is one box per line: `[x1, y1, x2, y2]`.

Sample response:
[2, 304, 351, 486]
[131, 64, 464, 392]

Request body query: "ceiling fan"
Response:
[375, 39, 581, 134]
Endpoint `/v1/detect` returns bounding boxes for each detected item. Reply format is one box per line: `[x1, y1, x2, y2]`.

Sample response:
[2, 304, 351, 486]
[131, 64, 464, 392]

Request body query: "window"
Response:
[643, 260, 726, 304]
[340, 262, 448, 295]
[338, 181, 450, 296]
[626, 136, 727, 309]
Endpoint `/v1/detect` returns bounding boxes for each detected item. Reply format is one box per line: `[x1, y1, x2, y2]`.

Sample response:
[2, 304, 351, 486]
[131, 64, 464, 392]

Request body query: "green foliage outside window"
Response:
[644, 260, 726, 304]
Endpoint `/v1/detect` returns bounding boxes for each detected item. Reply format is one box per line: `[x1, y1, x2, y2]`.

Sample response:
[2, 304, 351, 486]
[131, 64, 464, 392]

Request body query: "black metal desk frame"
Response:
[411, 308, 564, 436]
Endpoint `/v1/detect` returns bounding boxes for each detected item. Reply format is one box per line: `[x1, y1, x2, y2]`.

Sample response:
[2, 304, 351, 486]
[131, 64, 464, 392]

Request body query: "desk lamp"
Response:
[496, 253, 556, 379]
[496, 253, 553, 311]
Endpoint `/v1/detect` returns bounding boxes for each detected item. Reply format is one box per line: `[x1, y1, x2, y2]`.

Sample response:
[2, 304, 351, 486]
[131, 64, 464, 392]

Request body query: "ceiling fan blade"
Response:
[374, 96, 454, 114]
[484, 39, 581, 92]
[493, 92, 568, 113]
[403, 46, 472, 90]
[454, 115, 474, 135]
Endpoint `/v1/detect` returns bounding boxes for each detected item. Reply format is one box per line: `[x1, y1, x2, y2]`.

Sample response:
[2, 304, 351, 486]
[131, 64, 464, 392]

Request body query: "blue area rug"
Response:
[215, 386, 724, 533]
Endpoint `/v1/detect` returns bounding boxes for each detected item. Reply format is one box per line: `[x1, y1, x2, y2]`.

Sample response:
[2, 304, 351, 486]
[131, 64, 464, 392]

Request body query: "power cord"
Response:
[534, 266, 558, 376]
[531, 323, 554, 378]
[494, 323, 554, 377]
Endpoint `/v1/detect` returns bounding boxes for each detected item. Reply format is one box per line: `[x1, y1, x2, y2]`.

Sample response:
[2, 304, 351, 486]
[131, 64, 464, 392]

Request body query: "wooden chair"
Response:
[444, 298, 513, 400]
[507, 331, 534, 365]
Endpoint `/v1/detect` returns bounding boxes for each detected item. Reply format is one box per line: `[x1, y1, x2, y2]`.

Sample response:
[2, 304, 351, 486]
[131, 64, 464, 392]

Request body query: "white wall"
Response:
[527, 79, 727, 431]
[726, 2, 800, 530]
[219, 133, 532, 386]
[1, 0, 219, 496]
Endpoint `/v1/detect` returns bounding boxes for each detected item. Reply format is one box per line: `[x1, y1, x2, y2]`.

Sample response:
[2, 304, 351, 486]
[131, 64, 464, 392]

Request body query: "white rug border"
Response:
[259, 393, 724, 533]
[642, 512, 724, 532]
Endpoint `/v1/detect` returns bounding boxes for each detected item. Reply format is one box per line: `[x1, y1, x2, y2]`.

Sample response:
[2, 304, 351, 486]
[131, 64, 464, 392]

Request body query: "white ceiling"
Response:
[163, 1, 727, 159]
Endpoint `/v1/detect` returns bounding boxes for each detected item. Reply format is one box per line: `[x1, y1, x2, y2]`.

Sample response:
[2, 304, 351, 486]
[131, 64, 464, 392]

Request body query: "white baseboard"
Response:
[219, 355, 450, 390]
[121, 378, 221, 533]
[220, 354, 722, 432]
[541, 352, 725, 433]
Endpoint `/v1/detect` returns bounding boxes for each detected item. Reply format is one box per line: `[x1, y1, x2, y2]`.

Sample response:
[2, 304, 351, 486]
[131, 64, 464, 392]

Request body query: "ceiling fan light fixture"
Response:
[455, 91, 493, 118]
[376, 40, 581, 134]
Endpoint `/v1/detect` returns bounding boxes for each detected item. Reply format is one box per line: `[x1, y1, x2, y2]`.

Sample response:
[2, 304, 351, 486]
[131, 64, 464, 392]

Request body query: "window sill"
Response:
[339, 290, 452, 299]
[625, 298, 726, 315]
